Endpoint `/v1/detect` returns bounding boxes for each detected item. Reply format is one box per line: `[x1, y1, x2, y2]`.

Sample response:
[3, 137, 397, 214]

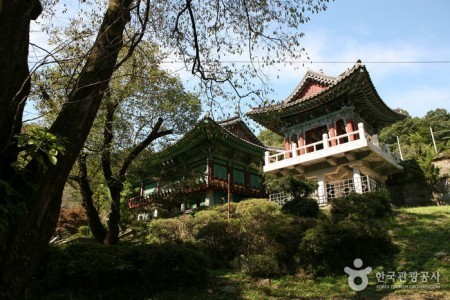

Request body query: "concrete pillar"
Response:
[291, 134, 298, 157]
[292, 143, 298, 157]
[322, 133, 329, 149]
[353, 167, 363, 194]
[205, 190, 214, 206]
[358, 123, 365, 140]
[264, 151, 270, 165]
[285, 136, 292, 158]
[372, 134, 379, 146]
[317, 174, 326, 204]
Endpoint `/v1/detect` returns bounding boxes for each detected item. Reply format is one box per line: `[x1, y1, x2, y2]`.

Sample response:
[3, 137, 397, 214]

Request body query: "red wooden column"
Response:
[284, 137, 292, 158]
[346, 118, 355, 141]
[306, 130, 313, 153]
[298, 133, 305, 155]
[329, 122, 337, 146]
[336, 119, 344, 144]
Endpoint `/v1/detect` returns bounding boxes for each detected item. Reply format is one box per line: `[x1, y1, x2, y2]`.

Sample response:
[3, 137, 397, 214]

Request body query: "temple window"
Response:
[250, 174, 261, 188]
[213, 164, 227, 179]
[233, 169, 245, 184]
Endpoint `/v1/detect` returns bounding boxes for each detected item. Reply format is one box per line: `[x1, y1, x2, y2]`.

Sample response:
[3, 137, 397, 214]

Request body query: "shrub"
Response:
[235, 198, 280, 218]
[239, 253, 281, 278]
[195, 220, 241, 267]
[140, 243, 209, 290]
[265, 174, 317, 198]
[281, 197, 319, 218]
[78, 225, 91, 236]
[209, 202, 238, 217]
[56, 207, 87, 237]
[297, 218, 396, 276]
[330, 190, 392, 223]
[235, 201, 316, 274]
[189, 200, 313, 274]
[265, 215, 318, 273]
[297, 190, 396, 277]
[32, 243, 209, 297]
[146, 217, 193, 244]
[191, 209, 225, 236]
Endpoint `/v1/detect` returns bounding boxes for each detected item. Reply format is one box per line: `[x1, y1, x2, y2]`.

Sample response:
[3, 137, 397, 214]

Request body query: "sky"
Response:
[260, 0, 450, 117]
[28, 0, 450, 122]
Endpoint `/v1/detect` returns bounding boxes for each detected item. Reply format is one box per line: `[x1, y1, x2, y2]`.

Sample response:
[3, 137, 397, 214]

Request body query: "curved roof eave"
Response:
[154, 117, 266, 163]
[247, 62, 405, 132]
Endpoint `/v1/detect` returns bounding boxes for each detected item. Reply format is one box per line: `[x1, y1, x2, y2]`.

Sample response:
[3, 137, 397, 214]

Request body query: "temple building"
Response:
[128, 115, 266, 214]
[248, 61, 405, 205]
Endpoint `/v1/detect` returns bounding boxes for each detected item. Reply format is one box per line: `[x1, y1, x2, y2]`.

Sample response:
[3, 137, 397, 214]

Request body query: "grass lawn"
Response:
[153, 206, 449, 299]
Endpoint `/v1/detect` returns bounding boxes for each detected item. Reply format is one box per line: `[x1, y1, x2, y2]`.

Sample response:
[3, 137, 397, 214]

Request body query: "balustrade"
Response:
[264, 123, 398, 166]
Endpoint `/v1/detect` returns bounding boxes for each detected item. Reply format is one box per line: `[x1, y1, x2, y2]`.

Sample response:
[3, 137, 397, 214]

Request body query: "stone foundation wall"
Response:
[386, 179, 433, 206]
[386, 156, 450, 206]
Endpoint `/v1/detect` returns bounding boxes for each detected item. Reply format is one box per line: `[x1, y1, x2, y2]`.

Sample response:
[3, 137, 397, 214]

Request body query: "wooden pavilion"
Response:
[248, 60, 405, 204]
[128, 115, 266, 213]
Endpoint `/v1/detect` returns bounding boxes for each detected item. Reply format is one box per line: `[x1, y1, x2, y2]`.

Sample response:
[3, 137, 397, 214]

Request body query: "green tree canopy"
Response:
[257, 129, 284, 148]
[0, 0, 331, 297]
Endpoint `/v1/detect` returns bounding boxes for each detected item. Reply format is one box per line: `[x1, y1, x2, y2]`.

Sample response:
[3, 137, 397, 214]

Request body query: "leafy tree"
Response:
[379, 108, 449, 191]
[37, 43, 202, 245]
[258, 129, 284, 147]
[265, 174, 316, 198]
[0, 0, 331, 298]
[265, 174, 319, 217]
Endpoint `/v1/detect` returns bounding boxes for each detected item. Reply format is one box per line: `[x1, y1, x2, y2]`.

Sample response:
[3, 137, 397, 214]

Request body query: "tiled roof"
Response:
[218, 115, 265, 147]
[284, 69, 338, 103]
[154, 116, 266, 163]
[247, 60, 405, 134]
[217, 115, 242, 126]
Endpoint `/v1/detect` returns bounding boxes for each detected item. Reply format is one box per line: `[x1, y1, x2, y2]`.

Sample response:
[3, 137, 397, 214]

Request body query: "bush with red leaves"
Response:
[56, 207, 88, 237]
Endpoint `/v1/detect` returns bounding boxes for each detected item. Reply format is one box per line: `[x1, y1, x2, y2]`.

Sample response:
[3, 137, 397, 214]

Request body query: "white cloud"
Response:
[259, 28, 450, 117]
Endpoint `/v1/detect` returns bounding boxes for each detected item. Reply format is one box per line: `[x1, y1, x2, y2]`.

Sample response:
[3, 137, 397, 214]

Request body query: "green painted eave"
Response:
[154, 117, 266, 164]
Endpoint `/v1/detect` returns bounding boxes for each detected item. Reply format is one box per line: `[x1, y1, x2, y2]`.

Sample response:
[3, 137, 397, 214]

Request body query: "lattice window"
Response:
[269, 192, 293, 206]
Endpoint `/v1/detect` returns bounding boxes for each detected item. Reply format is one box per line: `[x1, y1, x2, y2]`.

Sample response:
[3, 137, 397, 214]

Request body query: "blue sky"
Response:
[266, 0, 450, 117]
[28, 0, 449, 121]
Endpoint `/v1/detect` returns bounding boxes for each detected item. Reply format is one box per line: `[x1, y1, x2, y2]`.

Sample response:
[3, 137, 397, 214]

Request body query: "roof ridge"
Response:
[283, 68, 337, 104]
[217, 114, 241, 125]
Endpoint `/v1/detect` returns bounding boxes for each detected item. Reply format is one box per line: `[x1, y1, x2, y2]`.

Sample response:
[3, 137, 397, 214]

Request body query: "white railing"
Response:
[269, 192, 293, 206]
[270, 175, 384, 207]
[323, 175, 384, 204]
[264, 123, 400, 165]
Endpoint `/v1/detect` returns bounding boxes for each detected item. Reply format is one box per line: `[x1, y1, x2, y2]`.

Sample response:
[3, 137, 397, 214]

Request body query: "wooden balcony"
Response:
[128, 177, 266, 209]
[264, 123, 402, 178]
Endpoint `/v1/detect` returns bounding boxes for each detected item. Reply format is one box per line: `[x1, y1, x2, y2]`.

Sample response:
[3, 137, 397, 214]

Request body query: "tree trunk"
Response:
[0, 0, 41, 180]
[105, 186, 122, 245]
[99, 114, 172, 245]
[78, 155, 107, 243]
[0, 1, 133, 298]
